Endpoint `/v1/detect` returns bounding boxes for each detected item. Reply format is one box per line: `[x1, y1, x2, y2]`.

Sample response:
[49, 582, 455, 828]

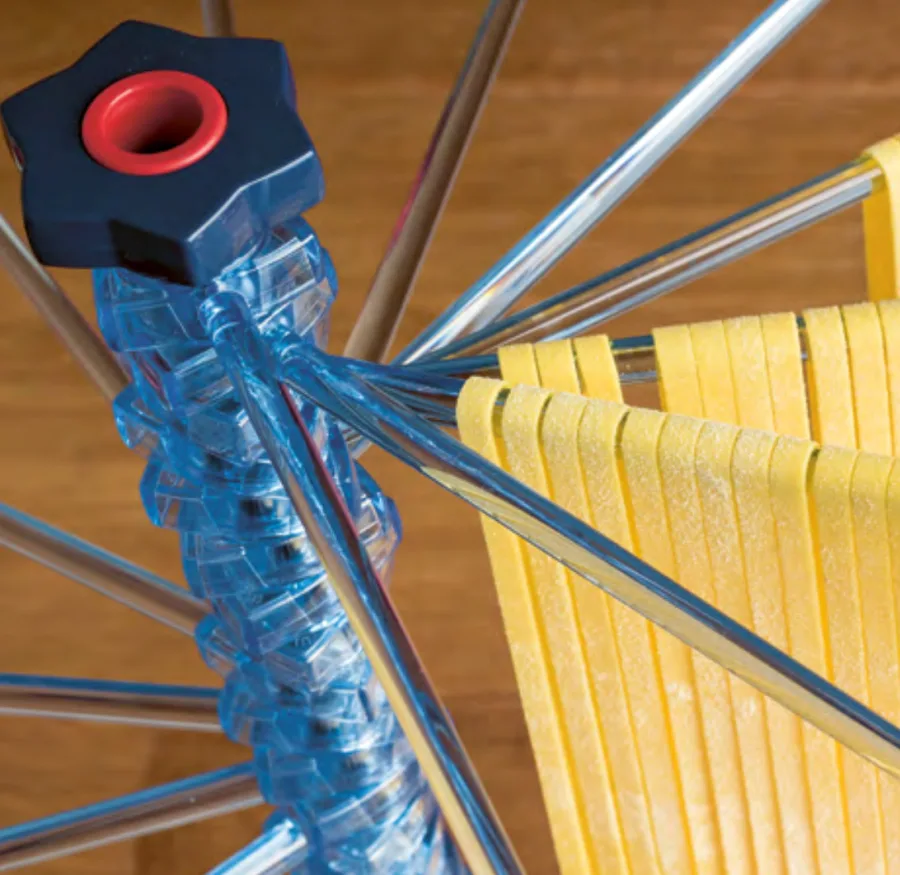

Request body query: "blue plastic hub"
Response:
[2, 19, 465, 873]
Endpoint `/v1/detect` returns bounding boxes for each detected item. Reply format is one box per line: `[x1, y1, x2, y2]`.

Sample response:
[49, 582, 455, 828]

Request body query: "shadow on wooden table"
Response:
[135, 732, 268, 874]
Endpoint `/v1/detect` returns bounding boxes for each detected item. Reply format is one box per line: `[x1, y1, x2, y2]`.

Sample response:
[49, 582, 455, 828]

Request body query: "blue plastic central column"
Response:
[1, 21, 463, 874]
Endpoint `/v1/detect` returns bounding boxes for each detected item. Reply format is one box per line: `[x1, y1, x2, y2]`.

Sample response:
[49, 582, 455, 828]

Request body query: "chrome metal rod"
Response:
[436, 159, 878, 358]
[201, 0, 235, 36]
[407, 335, 672, 387]
[343, 0, 525, 363]
[203, 294, 524, 875]
[0, 502, 207, 636]
[412, 353, 501, 380]
[0, 674, 220, 732]
[205, 816, 308, 875]
[0, 214, 129, 404]
[0, 764, 261, 871]
[282, 347, 900, 784]
[346, 344, 649, 412]
[396, 0, 829, 363]
[344, 358, 463, 425]
[604, 328, 807, 387]
[410, 316, 807, 391]
[609, 335, 658, 385]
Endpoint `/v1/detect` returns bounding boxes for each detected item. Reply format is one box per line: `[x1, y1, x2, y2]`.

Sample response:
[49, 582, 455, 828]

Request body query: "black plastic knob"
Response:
[1, 20, 324, 285]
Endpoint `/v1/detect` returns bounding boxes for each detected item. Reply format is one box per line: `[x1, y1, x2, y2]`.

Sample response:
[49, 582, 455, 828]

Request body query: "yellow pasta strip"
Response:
[620, 407, 721, 873]
[658, 415, 754, 875]
[487, 308, 900, 874]
[803, 306, 856, 448]
[885, 463, 900, 866]
[498, 342, 540, 386]
[689, 320, 738, 424]
[877, 300, 900, 453]
[654, 324, 704, 416]
[760, 312, 810, 439]
[769, 437, 851, 874]
[573, 334, 623, 402]
[811, 447, 885, 874]
[842, 302, 892, 455]
[456, 377, 594, 875]
[851, 454, 900, 870]
[501, 385, 624, 873]
[578, 401, 693, 875]
[542, 393, 660, 874]
[862, 137, 900, 301]
[535, 339, 582, 394]
[724, 316, 775, 431]
[731, 429, 818, 874]
[695, 422, 786, 874]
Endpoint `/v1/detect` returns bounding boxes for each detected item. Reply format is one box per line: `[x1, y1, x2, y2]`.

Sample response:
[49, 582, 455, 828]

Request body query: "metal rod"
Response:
[400, 336, 666, 387]
[604, 327, 809, 387]
[281, 346, 900, 785]
[0, 764, 261, 871]
[205, 816, 308, 875]
[201, 0, 235, 37]
[610, 335, 659, 384]
[0, 674, 220, 732]
[344, 358, 464, 425]
[396, 0, 829, 363]
[343, 0, 525, 363]
[346, 347, 645, 423]
[434, 159, 879, 359]
[342, 343, 654, 416]
[411, 353, 501, 380]
[0, 502, 207, 636]
[0, 214, 129, 404]
[405, 316, 810, 391]
[202, 293, 524, 875]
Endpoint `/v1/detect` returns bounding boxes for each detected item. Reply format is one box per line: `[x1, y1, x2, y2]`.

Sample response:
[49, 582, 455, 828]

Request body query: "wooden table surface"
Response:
[0, 0, 891, 871]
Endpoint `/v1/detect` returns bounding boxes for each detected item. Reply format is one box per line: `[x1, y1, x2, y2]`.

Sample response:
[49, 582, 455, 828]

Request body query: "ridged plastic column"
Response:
[1, 20, 463, 874]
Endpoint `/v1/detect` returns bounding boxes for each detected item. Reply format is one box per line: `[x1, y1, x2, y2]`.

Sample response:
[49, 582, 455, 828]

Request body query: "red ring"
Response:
[81, 70, 227, 176]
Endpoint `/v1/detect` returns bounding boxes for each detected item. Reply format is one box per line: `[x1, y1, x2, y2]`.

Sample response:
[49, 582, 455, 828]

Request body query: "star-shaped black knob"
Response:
[1, 20, 324, 285]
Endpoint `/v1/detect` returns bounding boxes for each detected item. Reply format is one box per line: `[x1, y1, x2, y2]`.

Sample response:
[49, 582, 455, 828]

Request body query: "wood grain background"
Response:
[0, 0, 890, 871]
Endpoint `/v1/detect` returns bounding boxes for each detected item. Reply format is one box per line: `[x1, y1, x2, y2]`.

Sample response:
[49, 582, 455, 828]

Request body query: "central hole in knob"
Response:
[107, 86, 205, 154]
[81, 70, 228, 176]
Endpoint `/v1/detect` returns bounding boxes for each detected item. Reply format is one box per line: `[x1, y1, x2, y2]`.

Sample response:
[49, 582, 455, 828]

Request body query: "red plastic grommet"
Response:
[82, 70, 227, 176]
